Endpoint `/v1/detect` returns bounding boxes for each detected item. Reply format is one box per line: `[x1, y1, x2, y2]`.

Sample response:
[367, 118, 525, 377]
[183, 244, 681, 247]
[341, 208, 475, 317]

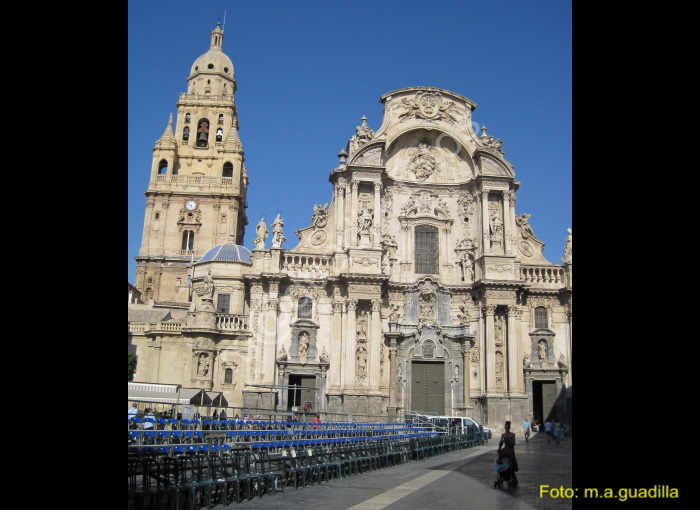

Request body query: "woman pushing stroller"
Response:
[494, 421, 518, 488]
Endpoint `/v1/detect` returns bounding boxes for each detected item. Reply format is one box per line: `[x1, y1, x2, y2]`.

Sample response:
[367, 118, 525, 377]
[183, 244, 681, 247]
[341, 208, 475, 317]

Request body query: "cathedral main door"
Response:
[411, 361, 445, 415]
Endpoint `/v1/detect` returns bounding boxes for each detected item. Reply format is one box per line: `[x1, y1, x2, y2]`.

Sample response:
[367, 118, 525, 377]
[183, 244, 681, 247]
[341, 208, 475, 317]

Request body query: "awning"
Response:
[128, 382, 211, 405]
[206, 391, 228, 407]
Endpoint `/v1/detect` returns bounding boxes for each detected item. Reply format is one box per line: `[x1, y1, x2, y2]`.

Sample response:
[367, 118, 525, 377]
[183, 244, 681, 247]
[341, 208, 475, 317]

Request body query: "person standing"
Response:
[554, 418, 562, 445]
[544, 418, 553, 444]
[523, 418, 530, 442]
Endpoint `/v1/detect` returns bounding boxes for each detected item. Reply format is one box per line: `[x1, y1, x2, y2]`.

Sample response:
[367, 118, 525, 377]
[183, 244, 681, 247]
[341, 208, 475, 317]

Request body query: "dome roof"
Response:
[196, 243, 252, 265]
[189, 23, 234, 80]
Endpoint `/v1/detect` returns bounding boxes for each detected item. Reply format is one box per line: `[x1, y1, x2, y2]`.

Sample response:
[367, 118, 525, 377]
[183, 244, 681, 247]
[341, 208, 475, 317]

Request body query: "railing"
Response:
[151, 174, 237, 188]
[216, 314, 248, 331]
[520, 265, 565, 286]
[282, 253, 333, 278]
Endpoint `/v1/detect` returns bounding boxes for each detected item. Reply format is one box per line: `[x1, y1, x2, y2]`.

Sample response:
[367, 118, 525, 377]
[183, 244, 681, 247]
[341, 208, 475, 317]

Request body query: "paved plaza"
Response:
[181, 431, 572, 510]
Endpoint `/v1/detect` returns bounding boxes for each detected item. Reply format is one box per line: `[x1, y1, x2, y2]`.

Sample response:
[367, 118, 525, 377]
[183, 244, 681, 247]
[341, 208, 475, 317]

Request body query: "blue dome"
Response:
[196, 243, 252, 265]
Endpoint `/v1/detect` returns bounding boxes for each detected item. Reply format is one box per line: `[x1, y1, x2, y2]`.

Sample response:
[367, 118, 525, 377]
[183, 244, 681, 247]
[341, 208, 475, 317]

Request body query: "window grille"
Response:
[298, 297, 313, 319]
[217, 294, 231, 314]
[535, 307, 548, 329]
[414, 225, 439, 274]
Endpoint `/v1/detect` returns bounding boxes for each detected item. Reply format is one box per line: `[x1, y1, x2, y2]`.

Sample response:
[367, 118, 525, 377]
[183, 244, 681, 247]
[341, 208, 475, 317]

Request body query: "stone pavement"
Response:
[182, 431, 572, 510]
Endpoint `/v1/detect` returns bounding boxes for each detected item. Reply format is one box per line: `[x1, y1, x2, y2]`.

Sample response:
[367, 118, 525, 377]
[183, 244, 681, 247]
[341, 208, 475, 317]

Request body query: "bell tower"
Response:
[135, 23, 249, 305]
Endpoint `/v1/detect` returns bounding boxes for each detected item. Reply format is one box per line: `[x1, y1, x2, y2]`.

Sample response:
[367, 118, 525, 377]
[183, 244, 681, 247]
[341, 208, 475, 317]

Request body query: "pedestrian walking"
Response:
[554, 418, 562, 445]
[523, 418, 530, 442]
[544, 417, 553, 444]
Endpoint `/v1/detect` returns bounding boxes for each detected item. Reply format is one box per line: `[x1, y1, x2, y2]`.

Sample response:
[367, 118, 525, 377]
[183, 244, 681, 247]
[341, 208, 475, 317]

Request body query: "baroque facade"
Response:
[129, 25, 572, 429]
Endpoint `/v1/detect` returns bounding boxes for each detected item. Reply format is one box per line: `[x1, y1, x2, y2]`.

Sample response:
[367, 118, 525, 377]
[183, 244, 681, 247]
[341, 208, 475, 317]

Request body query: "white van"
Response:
[421, 415, 492, 439]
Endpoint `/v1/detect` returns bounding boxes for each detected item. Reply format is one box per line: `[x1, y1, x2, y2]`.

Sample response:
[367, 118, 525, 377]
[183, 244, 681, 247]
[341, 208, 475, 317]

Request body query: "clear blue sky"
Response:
[128, 0, 571, 283]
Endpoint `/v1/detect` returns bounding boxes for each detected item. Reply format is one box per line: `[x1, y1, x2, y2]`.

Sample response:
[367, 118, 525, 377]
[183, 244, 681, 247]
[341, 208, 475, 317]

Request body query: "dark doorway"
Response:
[532, 380, 557, 422]
[411, 361, 445, 415]
[288, 375, 316, 412]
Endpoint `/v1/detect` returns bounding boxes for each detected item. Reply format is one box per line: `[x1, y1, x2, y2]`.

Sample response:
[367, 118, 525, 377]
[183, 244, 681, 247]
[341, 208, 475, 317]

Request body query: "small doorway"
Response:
[532, 380, 557, 422]
[288, 375, 316, 412]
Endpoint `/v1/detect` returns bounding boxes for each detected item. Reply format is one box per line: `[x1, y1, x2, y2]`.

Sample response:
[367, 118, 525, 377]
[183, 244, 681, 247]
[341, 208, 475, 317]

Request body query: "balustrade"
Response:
[519, 265, 565, 285]
[282, 253, 333, 278]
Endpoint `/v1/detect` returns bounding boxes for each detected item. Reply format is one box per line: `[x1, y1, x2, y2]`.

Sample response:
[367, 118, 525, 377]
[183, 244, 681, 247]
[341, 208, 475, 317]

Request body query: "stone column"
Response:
[336, 184, 345, 250]
[350, 182, 359, 247]
[507, 305, 522, 394]
[462, 345, 471, 408]
[503, 192, 512, 255]
[369, 299, 382, 390]
[508, 192, 516, 255]
[330, 301, 343, 389]
[262, 300, 279, 384]
[373, 182, 382, 248]
[388, 346, 397, 407]
[484, 305, 497, 392]
[481, 189, 490, 253]
[345, 299, 357, 389]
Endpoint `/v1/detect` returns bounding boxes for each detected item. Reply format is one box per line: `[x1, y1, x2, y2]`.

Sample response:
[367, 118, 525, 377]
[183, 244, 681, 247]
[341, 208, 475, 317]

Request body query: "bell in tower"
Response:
[197, 120, 209, 147]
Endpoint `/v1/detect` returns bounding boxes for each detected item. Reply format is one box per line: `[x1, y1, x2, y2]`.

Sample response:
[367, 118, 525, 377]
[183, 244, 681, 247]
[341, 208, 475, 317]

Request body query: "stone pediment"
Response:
[475, 150, 514, 178]
[348, 142, 384, 166]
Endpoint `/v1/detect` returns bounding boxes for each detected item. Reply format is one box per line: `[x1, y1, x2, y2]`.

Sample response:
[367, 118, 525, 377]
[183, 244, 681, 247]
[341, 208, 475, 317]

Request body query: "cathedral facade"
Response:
[129, 25, 572, 430]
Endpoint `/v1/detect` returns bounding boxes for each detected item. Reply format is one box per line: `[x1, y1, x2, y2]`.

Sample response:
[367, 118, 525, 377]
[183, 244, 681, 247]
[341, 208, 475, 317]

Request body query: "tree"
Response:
[128, 352, 137, 381]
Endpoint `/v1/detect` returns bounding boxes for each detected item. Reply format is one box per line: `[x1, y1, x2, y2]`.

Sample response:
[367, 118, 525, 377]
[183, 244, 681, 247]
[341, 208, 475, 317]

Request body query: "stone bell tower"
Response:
[135, 23, 249, 305]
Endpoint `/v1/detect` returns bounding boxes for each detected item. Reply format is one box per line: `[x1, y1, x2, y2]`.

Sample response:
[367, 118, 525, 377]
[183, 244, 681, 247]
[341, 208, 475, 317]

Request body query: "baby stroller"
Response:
[493, 447, 518, 488]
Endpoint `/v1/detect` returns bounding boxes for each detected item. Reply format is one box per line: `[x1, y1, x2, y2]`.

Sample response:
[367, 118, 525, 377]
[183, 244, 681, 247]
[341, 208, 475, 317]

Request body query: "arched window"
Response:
[218, 114, 224, 124]
[534, 307, 548, 329]
[158, 160, 168, 174]
[183, 126, 190, 141]
[224, 368, 233, 384]
[222, 162, 233, 178]
[414, 225, 439, 274]
[216, 128, 223, 142]
[196, 119, 209, 147]
[181, 230, 194, 252]
[298, 297, 313, 319]
[185, 113, 191, 123]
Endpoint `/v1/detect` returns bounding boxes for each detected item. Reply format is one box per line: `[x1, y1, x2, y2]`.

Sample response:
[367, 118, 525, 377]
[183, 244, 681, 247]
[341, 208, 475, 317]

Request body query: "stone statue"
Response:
[197, 356, 210, 377]
[538, 340, 548, 367]
[515, 213, 535, 239]
[201, 269, 214, 299]
[562, 228, 572, 263]
[358, 204, 373, 233]
[298, 332, 309, 361]
[271, 213, 285, 248]
[253, 216, 268, 249]
[356, 309, 369, 340]
[276, 345, 288, 362]
[494, 315, 504, 346]
[489, 209, 503, 243]
[319, 347, 329, 364]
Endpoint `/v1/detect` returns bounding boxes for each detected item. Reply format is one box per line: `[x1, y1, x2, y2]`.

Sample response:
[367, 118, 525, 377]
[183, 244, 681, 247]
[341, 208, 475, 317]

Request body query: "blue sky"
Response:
[128, 0, 571, 282]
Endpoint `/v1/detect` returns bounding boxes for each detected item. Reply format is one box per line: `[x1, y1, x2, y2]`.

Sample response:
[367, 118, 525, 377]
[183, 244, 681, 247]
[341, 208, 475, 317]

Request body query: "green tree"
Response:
[128, 352, 137, 381]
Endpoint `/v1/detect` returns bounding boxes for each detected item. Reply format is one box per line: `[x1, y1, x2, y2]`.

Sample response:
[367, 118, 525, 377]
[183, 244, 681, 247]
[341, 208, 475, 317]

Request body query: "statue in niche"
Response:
[356, 309, 369, 341]
[455, 365, 460, 382]
[538, 340, 548, 368]
[523, 351, 530, 368]
[253, 216, 268, 249]
[495, 352, 504, 382]
[298, 332, 309, 363]
[457, 304, 469, 325]
[494, 315, 504, 346]
[358, 204, 373, 233]
[271, 213, 285, 248]
[489, 209, 503, 247]
[356, 347, 368, 377]
[459, 251, 475, 282]
[197, 355, 211, 377]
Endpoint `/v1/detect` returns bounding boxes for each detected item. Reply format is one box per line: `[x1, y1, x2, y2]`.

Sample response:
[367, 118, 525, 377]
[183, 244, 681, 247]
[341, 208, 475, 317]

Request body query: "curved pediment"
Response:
[348, 141, 384, 166]
[475, 150, 514, 178]
[384, 128, 475, 184]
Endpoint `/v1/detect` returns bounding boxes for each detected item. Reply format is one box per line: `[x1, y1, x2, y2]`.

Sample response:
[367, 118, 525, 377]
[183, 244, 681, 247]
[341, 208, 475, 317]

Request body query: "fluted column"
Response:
[331, 301, 343, 389]
[336, 184, 345, 250]
[503, 192, 512, 255]
[345, 299, 357, 389]
[388, 346, 397, 407]
[373, 182, 382, 248]
[350, 182, 359, 247]
[481, 189, 490, 253]
[507, 305, 522, 394]
[369, 299, 382, 390]
[484, 305, 497, 392]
